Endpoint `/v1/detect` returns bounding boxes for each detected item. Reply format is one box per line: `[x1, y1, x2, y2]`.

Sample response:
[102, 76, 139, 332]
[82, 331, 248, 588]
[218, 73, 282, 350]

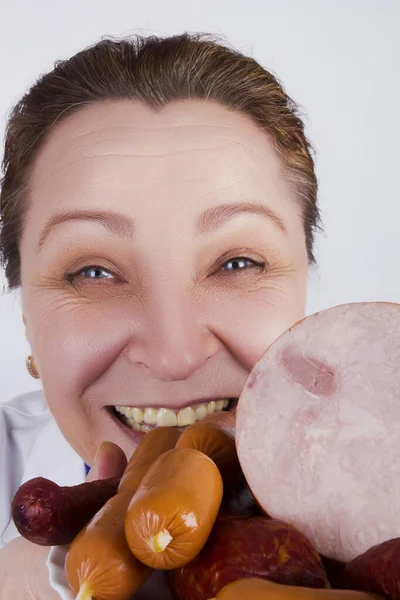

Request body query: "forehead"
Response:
[30, 98, 289, 194]
[27, 99, 302, 241]
[33, 98, 281, 164]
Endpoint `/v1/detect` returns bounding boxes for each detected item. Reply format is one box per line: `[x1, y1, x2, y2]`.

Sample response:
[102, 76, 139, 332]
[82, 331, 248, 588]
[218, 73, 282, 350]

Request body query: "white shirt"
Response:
[0, 390, 86, 598]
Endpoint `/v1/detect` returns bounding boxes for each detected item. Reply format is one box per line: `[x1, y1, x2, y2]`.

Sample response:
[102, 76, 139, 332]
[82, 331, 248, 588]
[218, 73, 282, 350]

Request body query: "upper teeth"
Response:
[115, 399, 230, 430]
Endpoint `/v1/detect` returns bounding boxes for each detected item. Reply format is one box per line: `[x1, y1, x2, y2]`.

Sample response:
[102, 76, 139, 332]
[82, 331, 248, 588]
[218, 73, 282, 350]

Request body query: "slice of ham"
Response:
[236, 302, 400, 564]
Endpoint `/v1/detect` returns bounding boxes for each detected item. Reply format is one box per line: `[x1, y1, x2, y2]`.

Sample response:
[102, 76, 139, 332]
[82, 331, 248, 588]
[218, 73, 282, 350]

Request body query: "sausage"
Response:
[236, 302, 400, 563]
[167, 515, 329, 600]
[341, 537, 400, 600]
[118, 426, 182, 493]
[175, 411, 240, 485]
[175, 411, 261, 517]
[213, 578, 384, 600]
[65, 427, 181, 600]
[11, 476, 119, 545]
[66, 491, 150, 600]
[125, 447, 223, 570]
[188, 409, 236, 430]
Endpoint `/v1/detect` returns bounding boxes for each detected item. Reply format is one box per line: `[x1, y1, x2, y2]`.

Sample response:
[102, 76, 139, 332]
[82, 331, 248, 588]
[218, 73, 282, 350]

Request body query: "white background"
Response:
[0, 0, 399, 402]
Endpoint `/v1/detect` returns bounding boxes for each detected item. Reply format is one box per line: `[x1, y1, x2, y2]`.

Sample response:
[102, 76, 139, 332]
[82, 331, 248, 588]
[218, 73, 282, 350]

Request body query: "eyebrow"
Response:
[37, 209, 135, 252]
[195, 202, 287, 235]
[37, 201, 286, 252]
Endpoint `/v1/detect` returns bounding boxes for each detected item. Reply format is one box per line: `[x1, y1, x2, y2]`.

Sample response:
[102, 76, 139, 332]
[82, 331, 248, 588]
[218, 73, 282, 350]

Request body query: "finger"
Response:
[86, 441, 127, 482]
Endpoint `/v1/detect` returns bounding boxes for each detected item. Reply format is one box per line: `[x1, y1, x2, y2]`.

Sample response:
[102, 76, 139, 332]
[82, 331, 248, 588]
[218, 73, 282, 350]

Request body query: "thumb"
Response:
[86, 441, 127, 482]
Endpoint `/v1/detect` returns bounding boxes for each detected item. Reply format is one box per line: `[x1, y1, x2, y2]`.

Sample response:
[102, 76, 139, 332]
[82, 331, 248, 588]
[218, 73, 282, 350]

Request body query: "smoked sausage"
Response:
[66, 491, 150, 600]
[11, 476, 119, 546]
[65, 427, 181, 600]
[118, 427, 181, 493]
[168, 515, 330, 600]
[125, 447, 223, 569]
[212, 578, 384, 600]
[175, 411, 260, 517]
[175, 411, 240, 486]
[342, 537, 400, 600]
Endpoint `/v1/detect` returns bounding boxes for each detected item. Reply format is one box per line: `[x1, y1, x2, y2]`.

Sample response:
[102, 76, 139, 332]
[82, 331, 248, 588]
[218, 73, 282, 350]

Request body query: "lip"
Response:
[106, 405, 147, 444]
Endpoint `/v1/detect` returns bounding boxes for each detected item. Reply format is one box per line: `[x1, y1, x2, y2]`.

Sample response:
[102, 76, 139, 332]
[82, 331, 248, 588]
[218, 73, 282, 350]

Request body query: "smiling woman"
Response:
[0, 33, 320, 599]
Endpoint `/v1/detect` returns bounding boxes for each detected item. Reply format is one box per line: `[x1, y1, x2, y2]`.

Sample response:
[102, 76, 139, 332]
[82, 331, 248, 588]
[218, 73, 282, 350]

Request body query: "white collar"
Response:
[21, 417, 86, 486]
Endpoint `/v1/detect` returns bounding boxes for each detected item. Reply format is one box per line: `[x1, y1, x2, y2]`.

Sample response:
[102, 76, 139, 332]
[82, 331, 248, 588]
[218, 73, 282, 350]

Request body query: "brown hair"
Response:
[0, 33, 320, 291]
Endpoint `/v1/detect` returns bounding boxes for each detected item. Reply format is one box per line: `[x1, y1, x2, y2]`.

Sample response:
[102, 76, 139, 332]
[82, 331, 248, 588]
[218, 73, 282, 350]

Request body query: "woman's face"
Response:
[20, 99, 308, 463]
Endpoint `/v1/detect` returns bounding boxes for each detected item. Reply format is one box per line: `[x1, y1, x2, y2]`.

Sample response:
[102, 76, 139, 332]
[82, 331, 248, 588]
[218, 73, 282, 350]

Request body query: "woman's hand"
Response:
[0, 441, 127, 600]
[0, 536, 60, 600]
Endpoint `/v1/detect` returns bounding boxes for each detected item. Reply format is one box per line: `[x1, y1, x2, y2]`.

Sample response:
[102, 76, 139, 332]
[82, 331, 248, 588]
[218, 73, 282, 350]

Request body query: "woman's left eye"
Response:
[221, 257, 265, 272]
[67, 266, 114, 282]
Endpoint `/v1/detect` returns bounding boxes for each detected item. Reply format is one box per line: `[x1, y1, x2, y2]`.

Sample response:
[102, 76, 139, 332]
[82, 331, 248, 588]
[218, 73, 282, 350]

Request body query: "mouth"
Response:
[108, 398, 237, 433]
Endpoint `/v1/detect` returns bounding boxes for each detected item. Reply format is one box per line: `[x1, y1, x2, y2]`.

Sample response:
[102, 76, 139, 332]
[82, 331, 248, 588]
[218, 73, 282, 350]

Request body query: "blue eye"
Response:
[71, 266, 114, 281]
[221, 257, 264, 272]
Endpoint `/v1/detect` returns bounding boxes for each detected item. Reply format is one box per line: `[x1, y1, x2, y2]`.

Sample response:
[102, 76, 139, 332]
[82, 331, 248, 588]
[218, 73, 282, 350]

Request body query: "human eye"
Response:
[65, 265, 116, 283]
[220, 256, 266, 273]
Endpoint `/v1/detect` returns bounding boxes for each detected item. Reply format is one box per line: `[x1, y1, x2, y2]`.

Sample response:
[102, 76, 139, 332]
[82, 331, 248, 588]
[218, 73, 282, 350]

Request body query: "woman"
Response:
[0, 33, 320, 598]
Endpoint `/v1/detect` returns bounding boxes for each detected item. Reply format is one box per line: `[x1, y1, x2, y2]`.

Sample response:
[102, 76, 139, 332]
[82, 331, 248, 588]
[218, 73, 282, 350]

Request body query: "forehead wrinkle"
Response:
[63, 145, 252, 165]
[70, 123, 236, 140]
[52, 123, 241, 150]
[36, 98, 278, 166]
[47, 120, 264, 162]
[66, 134, 256, 153]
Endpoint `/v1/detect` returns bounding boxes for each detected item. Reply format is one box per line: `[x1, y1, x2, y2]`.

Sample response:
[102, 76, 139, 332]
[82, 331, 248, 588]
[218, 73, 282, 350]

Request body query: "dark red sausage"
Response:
[168, 515, 329, 600]
[342, 538, 400, 600]
[11, 476, 119, 545]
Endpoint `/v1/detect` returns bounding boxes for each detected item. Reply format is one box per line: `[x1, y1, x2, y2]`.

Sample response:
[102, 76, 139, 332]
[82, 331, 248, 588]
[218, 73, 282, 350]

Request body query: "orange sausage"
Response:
[125, 447, 223, 570]
[213, 578, 384, 600]
[118, 427, 181, 493]
[65, 427, 181, 600]
[175, 411, 240, 486]
[66, 491, 150, 600]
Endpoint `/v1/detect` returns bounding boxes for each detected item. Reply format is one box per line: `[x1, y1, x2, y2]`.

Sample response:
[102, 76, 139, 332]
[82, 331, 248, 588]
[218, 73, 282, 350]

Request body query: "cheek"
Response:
[26, 291, 133, 392]
[245, 304, 305, 365]
[27, 299, 128, 461]
[227, 303, 306, 369]
[209, 278, 307, 370]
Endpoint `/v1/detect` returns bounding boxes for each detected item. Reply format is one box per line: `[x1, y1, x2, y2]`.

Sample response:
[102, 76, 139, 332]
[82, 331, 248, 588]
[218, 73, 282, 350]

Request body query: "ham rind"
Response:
[236, 302, 400, 564]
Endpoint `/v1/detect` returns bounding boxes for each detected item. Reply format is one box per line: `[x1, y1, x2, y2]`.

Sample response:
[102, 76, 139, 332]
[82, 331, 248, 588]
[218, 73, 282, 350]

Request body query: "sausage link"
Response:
[65, 427, 181, 599]
[214, 578, 384, 600]
[342, 538, 400, 600]
[11, 476, 119, 546]
[175, 411, 240, 486]
[125, 447, 223, 570]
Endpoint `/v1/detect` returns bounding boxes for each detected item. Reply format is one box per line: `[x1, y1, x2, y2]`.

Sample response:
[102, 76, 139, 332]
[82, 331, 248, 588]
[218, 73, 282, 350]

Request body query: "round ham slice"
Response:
[236, 302, 400, 564]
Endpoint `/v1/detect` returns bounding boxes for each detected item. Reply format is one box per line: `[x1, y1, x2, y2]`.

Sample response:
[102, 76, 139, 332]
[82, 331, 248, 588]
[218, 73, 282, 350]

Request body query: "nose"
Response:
[127, 288, 221, 382]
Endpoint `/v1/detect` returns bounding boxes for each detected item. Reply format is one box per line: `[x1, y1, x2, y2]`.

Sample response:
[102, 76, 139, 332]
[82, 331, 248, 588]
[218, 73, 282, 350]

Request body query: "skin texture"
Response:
[20, 98, 308, 466]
